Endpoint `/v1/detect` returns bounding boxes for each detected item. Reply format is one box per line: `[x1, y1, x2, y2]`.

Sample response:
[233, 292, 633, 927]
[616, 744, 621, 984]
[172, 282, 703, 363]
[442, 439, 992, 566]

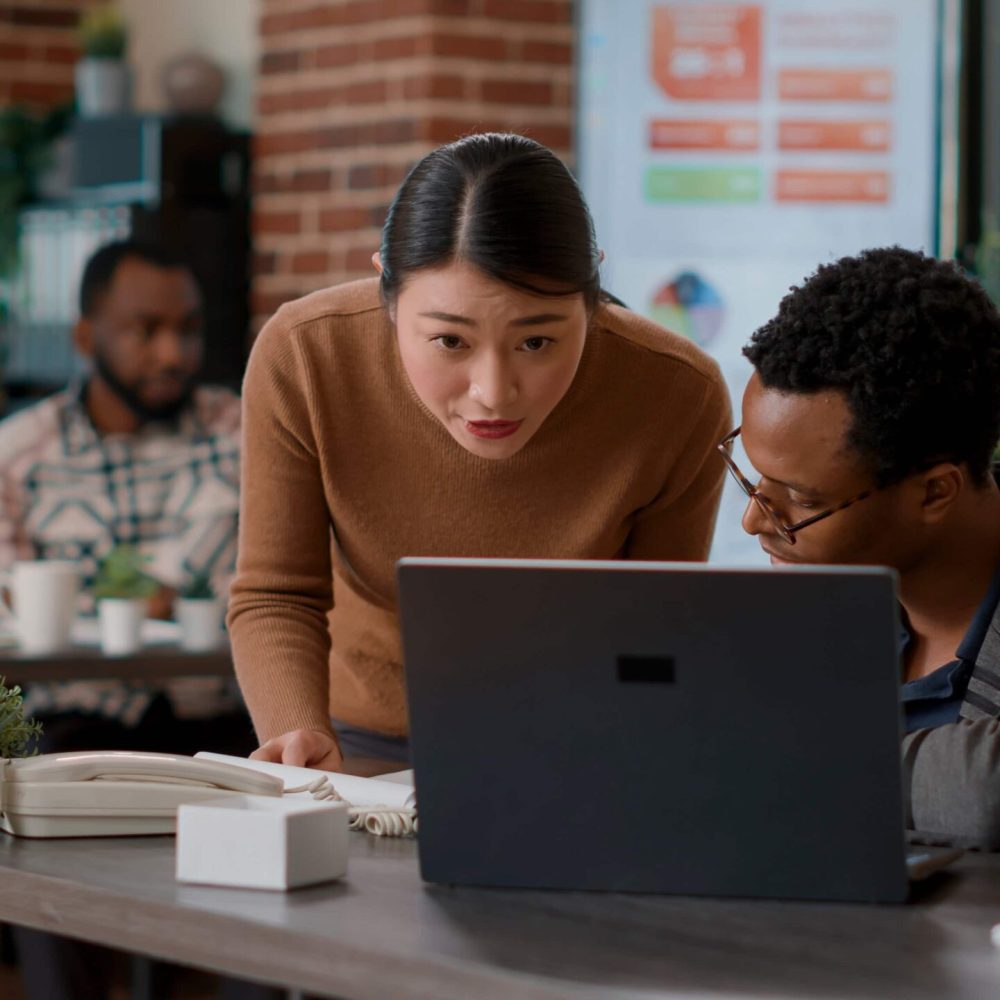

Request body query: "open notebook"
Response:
[194, 752, 416, 836]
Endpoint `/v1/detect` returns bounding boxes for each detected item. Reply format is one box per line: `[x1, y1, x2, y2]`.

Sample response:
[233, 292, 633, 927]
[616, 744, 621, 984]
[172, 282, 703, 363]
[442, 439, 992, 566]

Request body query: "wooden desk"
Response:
[0, 832, 998, 999]
[0, 644, 234, 683]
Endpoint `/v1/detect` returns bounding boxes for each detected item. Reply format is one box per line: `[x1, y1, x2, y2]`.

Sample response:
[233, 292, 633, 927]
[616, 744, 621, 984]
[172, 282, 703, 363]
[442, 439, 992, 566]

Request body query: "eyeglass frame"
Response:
[716, 426, 875, 545]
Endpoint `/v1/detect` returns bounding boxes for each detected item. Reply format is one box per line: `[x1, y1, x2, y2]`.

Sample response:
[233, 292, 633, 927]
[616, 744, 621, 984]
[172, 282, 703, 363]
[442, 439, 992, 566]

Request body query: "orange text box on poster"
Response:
[778, 69, 892, 102]
[651, 4, 762, 101]
[650, 119, 760, 150]
[778, 120, 890, 152]
[775, 170, 889, 203]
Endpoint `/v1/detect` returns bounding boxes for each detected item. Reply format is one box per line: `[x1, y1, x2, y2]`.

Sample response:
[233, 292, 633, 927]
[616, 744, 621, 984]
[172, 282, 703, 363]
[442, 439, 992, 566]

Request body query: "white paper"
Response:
[194, 752, 414, 809]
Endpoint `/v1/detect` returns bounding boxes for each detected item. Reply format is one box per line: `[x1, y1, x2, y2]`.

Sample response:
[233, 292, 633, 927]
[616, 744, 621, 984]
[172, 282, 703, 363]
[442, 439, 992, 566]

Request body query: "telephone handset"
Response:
[0, 751, 284, 838]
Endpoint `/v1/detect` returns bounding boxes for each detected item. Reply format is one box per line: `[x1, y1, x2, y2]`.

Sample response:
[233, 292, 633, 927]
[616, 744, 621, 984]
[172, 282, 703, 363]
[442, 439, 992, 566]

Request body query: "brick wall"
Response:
[253, 0, 576, 327]
[0, 0, 93, 110]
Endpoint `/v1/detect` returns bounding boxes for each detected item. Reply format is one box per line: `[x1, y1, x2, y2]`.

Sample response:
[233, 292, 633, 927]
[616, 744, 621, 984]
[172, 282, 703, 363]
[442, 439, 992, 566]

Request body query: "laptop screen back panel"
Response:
[398, 561, 909, 902]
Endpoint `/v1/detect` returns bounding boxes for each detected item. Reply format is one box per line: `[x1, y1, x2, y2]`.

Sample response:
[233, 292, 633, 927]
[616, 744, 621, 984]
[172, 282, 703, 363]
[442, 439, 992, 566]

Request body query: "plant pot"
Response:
[75, 58, 132, 118]
[175, 598, 223, 651]
[98, 598, 145, 655]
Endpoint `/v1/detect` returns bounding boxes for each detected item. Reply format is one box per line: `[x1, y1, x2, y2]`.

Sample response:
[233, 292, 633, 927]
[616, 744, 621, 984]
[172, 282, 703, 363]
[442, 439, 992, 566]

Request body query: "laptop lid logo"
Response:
[616, 655, 675, 684]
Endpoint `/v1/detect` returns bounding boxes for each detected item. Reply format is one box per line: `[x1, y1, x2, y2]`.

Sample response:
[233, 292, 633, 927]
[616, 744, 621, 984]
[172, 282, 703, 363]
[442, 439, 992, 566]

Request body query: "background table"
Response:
[0, 645, 400, 776]
[0, 832, 998, 999]
[0, 643, 235, 684]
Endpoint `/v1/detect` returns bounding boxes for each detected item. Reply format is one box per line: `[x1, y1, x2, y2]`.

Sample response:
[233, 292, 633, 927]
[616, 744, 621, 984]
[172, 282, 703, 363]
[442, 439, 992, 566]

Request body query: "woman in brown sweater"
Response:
[229, 133, 731, 770]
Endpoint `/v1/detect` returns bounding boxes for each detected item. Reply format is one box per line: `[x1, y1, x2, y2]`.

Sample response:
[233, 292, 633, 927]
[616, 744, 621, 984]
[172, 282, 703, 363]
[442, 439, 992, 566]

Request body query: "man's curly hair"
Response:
[743, 247, 1000, 487]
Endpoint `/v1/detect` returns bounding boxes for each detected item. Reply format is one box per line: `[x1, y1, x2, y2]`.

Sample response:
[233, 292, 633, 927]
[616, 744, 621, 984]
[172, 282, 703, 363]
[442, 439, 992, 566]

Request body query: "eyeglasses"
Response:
[716, 427, 875, 545]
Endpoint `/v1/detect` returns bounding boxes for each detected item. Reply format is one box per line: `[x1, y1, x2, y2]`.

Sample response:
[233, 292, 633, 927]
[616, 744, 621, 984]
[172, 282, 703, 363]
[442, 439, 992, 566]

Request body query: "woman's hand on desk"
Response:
[251, 728, 344, 771]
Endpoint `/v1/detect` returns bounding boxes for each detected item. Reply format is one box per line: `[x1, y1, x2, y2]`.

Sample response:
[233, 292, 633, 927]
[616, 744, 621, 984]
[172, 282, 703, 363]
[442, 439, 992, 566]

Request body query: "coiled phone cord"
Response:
[285, 776, 418, 838]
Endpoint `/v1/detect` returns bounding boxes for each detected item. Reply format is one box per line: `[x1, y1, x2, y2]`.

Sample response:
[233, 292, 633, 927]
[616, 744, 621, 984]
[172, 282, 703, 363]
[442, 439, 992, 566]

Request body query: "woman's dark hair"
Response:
[379, 133, 602, 309]
[743, 246, 1000, 487]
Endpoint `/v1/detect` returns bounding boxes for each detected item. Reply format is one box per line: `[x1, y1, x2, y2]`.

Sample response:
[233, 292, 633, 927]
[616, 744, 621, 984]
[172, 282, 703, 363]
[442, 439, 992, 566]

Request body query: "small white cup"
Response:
[1, 561, 80, 654]
[175, 598, 224, 651]
[98, 598, 145, 655]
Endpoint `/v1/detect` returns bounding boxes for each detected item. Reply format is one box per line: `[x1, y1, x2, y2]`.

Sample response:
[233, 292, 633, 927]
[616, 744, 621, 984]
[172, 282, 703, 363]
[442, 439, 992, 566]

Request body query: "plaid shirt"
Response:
[0, 382, 242, 725]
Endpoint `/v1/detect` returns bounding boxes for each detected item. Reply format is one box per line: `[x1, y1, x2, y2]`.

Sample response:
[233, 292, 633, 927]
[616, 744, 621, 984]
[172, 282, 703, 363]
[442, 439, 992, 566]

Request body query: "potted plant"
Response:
[0, 104, 71, 279]
[75, 4, 130, 118]
[0, 676, 42, 759]
[175, 573, 224, 651]
[93, 545, 157, 655]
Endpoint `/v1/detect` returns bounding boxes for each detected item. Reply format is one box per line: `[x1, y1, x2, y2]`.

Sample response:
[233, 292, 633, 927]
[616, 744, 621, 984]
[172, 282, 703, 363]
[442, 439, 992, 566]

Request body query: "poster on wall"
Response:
[578, 0, 942, 564]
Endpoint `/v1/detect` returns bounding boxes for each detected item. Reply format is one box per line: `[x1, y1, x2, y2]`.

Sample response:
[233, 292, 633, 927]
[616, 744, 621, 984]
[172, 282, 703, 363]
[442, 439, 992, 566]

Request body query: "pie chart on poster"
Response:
[650, 271, 724, 348]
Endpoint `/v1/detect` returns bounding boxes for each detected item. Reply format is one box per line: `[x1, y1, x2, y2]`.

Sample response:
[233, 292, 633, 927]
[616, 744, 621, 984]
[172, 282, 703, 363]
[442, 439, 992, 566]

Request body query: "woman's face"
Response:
[389, 259, 589, 460]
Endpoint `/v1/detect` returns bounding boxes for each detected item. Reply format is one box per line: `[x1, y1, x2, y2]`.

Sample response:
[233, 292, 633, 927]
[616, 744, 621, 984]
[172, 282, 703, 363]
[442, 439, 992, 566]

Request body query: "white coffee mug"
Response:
[97, 598, 146, 656]
[175, 598, 224, 652]
[1, 560, 80, 654]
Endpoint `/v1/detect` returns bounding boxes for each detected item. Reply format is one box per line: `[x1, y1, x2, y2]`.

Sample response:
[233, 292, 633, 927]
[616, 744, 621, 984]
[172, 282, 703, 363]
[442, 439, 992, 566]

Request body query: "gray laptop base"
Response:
[398, 559, 912, 903]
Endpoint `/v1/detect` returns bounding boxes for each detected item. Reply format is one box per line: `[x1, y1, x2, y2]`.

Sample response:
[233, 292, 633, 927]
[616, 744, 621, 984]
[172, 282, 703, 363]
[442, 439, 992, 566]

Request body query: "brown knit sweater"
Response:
[229, 278, 731, 741]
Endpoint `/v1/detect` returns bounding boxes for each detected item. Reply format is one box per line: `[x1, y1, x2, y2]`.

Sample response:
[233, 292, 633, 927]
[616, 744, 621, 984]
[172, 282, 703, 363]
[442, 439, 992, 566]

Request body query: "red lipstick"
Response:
[465, 420, 522, 440]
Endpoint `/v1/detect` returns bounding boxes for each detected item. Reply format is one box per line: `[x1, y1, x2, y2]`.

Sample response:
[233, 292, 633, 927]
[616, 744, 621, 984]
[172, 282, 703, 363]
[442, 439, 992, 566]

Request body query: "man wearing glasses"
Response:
[724, 246, 1000, 849]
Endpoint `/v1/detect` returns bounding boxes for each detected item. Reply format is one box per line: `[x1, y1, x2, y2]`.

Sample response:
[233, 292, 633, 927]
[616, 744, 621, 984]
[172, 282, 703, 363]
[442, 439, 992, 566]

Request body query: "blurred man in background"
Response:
[0, 239, 251, 748]
[0, 240, 262, 1000]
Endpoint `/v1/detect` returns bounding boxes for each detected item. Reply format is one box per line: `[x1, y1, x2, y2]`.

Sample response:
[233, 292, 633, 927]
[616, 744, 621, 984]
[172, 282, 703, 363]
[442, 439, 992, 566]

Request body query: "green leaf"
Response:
[0, 676, 42, 758]
[179, 572, 214, 600]
[79, 5, 128, 59]
[92, 544, 159, 600]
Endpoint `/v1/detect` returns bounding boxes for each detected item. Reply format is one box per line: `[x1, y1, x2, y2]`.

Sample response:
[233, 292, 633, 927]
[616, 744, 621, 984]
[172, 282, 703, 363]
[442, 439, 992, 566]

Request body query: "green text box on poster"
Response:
[645, 167, 761, 203]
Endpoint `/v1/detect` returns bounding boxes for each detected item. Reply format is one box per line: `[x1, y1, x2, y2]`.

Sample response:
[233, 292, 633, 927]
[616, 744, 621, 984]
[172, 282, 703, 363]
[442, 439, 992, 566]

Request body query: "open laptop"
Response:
[397, 558, 961, 903]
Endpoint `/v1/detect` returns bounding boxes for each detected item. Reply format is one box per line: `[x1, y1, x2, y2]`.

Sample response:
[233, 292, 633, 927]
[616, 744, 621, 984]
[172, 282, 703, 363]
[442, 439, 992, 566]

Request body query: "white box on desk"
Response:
[176, 794, 349, 890]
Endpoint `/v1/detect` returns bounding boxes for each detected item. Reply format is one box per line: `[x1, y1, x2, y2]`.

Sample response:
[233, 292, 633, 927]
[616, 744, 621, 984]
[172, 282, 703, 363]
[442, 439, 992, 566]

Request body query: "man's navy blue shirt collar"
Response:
[900, 559, 1000, 731]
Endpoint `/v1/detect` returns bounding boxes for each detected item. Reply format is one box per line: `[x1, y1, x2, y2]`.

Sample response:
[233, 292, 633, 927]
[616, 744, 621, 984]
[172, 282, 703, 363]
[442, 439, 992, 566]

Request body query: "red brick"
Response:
[255, 169, 336, 195]
[481, 80, 553, 106]
[431, 33, 509, 60]
[309, 0, 409, 28]
[291, 251, 330, 274]
[43, 44, 78, 65]
[0, 42, 30, 60]
[482, 0, 570, 23]
[340, 0, 431, 21]
[315, 42, 362, 69]
[260, 50, 302, 74]
[253, 1, 574, 328]
[252, 290, 298, 320]
[419, 117, 572, 151]
[260, 5, 342, 35]
[256, 121, 414, 157]
[519, 123, 573, 151]
[403, 73, 464, 100]
[372, 35, 422, 60]
[318, 207, 373, 232]
[8, 79, 74, 104]
[346, 245, 378, 271]
[429, 0, 474, 13]
[372, 118, 418, 144]
[521, 39, 573, 64]
[344, 79, 388, 103]
[257, 124, 384, 157]
[260, 0, 426, 36]
[255, 128, 342, 156]
[422, 117, 508, 144]
[6, 6, 79, 28]
[258, 88, 335, 114]
[348, 162, 408, 190]
[254, 211, 303, 235]
[381, 0, 437, 16]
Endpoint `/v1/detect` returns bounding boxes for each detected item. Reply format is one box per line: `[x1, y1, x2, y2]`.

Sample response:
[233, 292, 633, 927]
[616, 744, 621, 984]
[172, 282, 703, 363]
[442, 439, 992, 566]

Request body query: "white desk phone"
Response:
[0, 751, 284, 838]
